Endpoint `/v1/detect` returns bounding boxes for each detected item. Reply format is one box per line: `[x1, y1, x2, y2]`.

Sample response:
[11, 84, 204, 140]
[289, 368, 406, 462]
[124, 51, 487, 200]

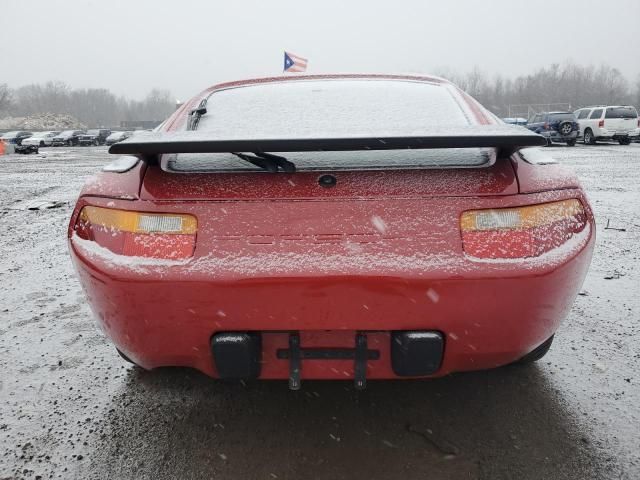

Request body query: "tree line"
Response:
[1, 62, 639, 125]
[0, 81, 176, 127]
[438, 62, 639, 117]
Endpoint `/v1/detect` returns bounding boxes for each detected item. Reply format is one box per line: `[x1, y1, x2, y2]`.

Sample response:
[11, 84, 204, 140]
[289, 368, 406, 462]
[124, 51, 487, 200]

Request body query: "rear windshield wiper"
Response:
[230, 152, 296, 173]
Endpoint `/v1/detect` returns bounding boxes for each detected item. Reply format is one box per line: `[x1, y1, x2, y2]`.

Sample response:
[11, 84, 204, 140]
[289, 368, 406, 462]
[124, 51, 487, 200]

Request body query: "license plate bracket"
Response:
[277, 332, 380, 390]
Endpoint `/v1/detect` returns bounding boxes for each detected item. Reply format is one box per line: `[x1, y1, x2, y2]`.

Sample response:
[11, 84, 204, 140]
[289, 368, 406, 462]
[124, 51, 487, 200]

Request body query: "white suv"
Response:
[573, 105, 640, 145]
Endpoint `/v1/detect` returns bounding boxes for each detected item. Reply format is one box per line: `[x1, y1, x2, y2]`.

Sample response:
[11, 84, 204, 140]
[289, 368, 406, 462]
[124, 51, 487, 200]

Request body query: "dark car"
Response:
[1, 131, 33, 145]
[526, 112, 579, 146]
[78, 129, 112, 146]
[52, 130, 85, 146]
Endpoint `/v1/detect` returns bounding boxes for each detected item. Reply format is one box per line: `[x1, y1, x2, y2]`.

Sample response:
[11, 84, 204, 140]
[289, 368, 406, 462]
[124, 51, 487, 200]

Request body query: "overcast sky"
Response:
[2, 0, 639, 100]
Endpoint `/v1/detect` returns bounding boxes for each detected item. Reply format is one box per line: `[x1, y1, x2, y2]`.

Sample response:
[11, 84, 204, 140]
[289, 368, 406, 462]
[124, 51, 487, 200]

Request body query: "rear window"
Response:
[548, 113, 575, 121]
[167, 79, 491, 172]
[605, 107, 637, 119]
[195, 79, 471, 139]
[576, 110, 590, 119]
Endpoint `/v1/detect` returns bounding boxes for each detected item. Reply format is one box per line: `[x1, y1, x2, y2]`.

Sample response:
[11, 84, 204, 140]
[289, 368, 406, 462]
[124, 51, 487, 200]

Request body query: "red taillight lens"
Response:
[74, 206, 197, 259]
[460, 199, 587, 259]
[598, 119, 605, 128]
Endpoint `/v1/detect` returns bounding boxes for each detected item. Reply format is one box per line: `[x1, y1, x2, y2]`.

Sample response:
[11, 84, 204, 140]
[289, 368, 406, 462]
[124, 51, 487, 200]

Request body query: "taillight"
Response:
[460, 199, 587, 259]
[74, 206, 197, 259]
[598, 119, 604, 128]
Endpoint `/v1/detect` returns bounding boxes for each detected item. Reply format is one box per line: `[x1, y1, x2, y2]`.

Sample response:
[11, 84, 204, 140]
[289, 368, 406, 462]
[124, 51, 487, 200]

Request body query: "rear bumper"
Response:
[595, 129, 638, 140]
[542, 131, 578, 141]
[69, 191, 595, 380]
[70, 242, 593, 378]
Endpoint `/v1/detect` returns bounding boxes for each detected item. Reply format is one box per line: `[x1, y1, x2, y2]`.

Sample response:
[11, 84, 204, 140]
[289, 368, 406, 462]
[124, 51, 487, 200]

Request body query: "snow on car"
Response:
[21, 131, 59, 147]
[68, 74, 595, 389]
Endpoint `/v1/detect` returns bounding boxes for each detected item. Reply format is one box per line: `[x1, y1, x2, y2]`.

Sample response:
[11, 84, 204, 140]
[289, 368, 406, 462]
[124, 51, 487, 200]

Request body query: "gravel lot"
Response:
[1, 144, 639, 480]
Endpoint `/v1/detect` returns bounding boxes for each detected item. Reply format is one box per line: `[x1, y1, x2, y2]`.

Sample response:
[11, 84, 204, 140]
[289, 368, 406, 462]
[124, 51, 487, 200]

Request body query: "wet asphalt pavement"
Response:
[0, 145, 639, 479]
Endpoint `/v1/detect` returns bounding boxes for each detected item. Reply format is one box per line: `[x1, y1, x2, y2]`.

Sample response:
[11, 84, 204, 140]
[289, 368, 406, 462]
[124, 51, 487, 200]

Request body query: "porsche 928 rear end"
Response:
[68, 75, 595, 389]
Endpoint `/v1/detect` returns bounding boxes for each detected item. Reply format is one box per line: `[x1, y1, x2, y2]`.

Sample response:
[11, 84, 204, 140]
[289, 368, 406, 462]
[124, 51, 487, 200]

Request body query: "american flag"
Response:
[283, 51, 308, 73]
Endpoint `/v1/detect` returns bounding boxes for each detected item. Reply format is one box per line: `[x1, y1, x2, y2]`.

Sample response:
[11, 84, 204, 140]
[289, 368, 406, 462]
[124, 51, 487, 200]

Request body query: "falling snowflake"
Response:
[426, 288, 440, 303]
[371, 215, 387, 234]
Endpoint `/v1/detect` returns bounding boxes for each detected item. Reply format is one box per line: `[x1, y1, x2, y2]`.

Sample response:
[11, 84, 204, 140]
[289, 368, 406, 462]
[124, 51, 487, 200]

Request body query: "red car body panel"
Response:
[68, 74, 595, 382]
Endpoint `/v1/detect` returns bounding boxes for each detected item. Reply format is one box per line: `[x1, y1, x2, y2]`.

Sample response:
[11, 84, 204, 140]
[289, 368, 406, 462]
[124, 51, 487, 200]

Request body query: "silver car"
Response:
[21, 131, 59, 147]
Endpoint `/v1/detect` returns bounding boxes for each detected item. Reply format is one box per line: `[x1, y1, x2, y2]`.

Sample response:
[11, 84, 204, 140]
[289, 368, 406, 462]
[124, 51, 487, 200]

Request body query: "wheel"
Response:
[93, 139, 99, 146]
[583, 129, 596, 145]
[39, 141, 45, 147]
[67, 139, 73, 146]
[619, 138, 631, 145]
[516, 335, 554, 364]
[566, 139, 576, 147]
[558, 121, 573, 136]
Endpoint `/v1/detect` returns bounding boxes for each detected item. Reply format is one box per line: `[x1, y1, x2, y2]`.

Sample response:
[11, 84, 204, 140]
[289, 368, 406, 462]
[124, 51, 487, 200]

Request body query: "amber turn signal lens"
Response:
[75, 206, 197, 259]
[460, 199, 587, 259]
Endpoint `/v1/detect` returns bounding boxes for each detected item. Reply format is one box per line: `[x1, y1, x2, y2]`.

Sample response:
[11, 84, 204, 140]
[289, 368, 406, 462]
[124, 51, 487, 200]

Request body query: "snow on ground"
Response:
[0, 144, 639, 479]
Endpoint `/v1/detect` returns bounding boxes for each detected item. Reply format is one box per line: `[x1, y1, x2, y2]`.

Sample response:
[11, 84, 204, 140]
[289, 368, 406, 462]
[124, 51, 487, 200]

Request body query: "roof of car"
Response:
[205, 73, 450, 93]
[582, 105, 635, 109]
[164, 73, 496, 132]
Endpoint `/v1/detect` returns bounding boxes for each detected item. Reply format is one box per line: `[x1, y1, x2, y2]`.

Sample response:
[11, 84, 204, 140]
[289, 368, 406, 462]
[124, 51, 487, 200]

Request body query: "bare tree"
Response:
[0, 83, 11, 112]
[2, 62, 636, 125]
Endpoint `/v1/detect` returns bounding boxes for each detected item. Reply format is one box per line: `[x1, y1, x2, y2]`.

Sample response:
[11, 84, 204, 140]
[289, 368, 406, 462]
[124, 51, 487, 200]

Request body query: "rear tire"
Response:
[619, 138, 631, 145]
[584, 129, 596, 145]
[566, 139, 576, 147]
[516, 335, 554, 364]
[117, 348, 142, 368]
[67, 139, 73, 146]
[39, 141, 45, 147]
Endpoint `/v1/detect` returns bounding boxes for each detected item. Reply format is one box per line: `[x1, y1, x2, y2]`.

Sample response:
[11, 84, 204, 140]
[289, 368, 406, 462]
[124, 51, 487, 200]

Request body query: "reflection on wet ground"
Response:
[88, 365, 609, 480]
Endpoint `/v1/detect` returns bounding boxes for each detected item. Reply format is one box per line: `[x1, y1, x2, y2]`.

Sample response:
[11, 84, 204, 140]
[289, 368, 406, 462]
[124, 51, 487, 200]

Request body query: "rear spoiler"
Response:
[108, 126, 546, 157]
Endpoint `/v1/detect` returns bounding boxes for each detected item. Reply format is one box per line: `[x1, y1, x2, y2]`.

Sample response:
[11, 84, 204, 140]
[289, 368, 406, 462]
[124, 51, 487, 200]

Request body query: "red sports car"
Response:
[68, 74, 595, 389]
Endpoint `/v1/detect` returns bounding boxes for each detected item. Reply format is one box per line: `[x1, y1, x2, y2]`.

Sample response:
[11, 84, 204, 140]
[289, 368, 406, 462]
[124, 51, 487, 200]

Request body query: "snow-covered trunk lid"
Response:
[140, 156, 518, 201]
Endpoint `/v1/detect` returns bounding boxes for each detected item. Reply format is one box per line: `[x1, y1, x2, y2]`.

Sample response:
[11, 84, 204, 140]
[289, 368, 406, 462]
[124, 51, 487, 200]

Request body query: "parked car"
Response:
[68, 74, 594, 389]
[502, 117, 528, 126]
[105, 131, 132, 146]
[526, 112, 579, 146]
[14, 144, 39, 154]
[78, 129, 112, 146]
[574, 105, 640, 145]
[52, 130, 85, 146]
[21, 131, 59, 147]
[0, 131, 33, 145]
